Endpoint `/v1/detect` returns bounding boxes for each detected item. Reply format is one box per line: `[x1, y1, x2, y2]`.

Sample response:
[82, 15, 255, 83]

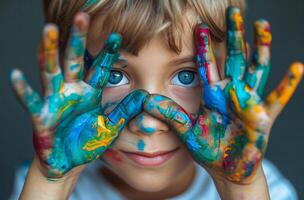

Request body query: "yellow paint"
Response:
[233, 12, 243, 30]
[58, 81, 64, 94]
[245, 126, 257, 142]
[45, 27, 58, 51]
[44, 26, 59, 73]
[267, 62, 303, 107]
[83, 116, 124, 151]
[223, 146, 232, 158]
[255, 21, 272, 45]
[230, 89, 242, 113]
[230, 87, 266, 127]
[57, 100, 79, 117]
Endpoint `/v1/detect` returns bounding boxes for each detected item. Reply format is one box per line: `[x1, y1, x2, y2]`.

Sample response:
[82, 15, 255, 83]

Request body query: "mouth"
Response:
[120, 147, 180, 167]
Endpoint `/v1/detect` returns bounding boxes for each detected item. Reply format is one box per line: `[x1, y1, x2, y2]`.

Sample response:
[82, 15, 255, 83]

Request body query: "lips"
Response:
[120, 147, 180, 167]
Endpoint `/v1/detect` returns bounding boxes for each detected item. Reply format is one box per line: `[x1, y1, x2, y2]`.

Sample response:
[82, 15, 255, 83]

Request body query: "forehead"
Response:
[86, 8, 199, 56]
[118, 34, 195, 65]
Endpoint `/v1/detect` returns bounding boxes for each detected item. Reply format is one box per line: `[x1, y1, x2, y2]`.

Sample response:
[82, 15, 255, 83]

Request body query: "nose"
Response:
[128, 112, 169, 135]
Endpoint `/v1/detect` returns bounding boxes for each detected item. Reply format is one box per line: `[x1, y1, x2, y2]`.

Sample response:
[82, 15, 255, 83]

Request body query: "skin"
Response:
[12, 7, 303, 200]
[94, 24, 200, 197]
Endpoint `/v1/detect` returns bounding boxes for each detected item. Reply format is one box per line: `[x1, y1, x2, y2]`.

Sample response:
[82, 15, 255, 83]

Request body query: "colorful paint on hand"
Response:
[245, 19, 272, 96]
[82, 116, 125, 151]
[143, 7, 303, 184]
[10, 12, 148, 179]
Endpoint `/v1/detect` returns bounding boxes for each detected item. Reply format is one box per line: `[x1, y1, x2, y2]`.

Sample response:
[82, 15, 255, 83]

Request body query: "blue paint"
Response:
[154, 95, 165, 102]
[137, 139, 145, 151]
[70, 63, 81, 71]
[244, 161, 254, 177]
[233, 81, 250, 109]
[136, 114, 156, 135]
[186, 134, 201, 152]
[256, 135, 265, 150]
[87, 33, 121, 88]
[198, 64, 208, 85]
[50, 73, 63, 93]
[108, 90, 147, 125]
[198, 66, 229, 126]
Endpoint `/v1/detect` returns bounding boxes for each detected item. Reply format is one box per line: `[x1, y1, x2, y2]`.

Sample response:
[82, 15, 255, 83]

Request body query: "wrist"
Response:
[210, 166, 270, 200]
[19, 156, 85, 200]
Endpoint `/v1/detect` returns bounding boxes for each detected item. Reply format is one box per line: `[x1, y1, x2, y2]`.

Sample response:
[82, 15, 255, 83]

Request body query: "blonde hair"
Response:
[43, 0, 246, 57]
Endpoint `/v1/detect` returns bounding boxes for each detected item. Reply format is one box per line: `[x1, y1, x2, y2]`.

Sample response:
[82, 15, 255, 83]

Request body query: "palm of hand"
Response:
[11, 13, 147, 178]
[143, 7, 303, 183]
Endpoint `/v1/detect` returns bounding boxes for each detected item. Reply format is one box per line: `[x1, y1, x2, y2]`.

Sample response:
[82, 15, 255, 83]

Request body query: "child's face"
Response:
[86, 14, 226, 192]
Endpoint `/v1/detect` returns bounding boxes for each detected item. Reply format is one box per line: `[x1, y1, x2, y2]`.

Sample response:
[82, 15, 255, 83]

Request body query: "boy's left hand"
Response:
[143, 7, 303, 184]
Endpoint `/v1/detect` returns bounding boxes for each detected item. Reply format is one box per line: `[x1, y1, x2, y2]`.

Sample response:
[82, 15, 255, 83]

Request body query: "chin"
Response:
[122, 170, 174, 192]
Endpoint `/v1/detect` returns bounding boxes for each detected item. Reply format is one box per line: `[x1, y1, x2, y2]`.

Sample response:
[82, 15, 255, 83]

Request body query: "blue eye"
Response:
[171, 70, 199, 87]
[106, 70, 129, 87]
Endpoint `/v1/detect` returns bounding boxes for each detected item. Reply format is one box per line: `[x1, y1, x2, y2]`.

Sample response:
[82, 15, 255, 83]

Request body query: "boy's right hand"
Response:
[10, 12, 148, 179]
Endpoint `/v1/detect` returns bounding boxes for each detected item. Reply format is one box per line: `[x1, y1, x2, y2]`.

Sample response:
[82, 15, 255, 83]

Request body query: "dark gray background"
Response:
[0, 0, 303, 199]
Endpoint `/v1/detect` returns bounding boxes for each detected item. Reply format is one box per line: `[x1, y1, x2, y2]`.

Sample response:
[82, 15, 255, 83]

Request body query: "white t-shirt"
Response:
[9, 159, 297, 200]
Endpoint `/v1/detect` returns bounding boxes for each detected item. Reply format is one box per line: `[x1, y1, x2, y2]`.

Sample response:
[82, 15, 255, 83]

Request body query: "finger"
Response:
[195, 24, 220, 85]
[225, 7, 247, 81]
[245, 19, 272, 96]
[10, 69, 43, 115]
[107, 89, 149, 129]
[143, 94, 194, 135]
[266, 62, 304, 119]
[64, 12, 89, 82]
[40, 24, 64, 95]
[195, 24, 229, 118]
[85, 33, 122, 89]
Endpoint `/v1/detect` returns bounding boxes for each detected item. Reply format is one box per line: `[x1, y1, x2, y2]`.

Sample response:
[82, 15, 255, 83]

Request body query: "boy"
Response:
[10, 0, 302, 199]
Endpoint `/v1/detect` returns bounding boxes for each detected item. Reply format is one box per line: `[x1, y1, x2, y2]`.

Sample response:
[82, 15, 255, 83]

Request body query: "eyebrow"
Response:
[115, 55, 128, 68]
[168, 55, 196, 67]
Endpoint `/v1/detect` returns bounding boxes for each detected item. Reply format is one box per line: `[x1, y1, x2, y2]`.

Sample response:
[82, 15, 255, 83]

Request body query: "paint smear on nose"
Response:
[137, 139, 146, 151]
[136, 114, 156, 135]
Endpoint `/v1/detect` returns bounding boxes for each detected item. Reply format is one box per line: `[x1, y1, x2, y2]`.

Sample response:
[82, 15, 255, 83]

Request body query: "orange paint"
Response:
[83, 116, 124, 151]
[266, 62, 303, 108]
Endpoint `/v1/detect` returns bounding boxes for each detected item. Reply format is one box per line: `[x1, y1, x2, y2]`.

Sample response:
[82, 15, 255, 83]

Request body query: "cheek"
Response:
[168, 85, 201, 114]
[103, 149, 124, 163]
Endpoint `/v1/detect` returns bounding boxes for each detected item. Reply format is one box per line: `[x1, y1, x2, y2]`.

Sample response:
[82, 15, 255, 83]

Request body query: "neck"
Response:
[100, 162, 196, 200]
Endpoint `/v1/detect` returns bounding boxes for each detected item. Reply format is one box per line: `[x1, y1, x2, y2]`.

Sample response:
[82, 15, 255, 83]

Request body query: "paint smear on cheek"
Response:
[103, 149, 123, 163]
[137, 139, 145, 151]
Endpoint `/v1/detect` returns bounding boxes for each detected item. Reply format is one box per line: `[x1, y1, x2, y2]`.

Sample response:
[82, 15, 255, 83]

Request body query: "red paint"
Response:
[33, 132, 53, 156]
[196, 25, 212, 83]
[201, 124, 209, 137]
[223, 157, 236, 172]
[197, 115, 209, 137]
